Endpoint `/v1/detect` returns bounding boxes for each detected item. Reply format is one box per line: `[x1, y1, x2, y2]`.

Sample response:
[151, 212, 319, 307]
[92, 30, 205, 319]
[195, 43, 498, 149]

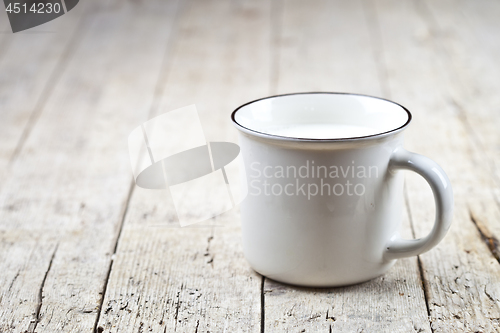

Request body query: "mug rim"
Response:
[231, 92, 412, 142]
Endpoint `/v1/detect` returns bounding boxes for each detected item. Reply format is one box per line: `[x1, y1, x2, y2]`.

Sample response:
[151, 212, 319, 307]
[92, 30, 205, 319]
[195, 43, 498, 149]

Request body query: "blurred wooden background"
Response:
[0, 0, 499, 332]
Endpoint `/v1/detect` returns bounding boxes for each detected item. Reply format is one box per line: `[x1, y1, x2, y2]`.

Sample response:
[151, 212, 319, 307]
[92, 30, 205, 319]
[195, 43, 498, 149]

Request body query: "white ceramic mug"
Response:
[231, 92, 453, 287]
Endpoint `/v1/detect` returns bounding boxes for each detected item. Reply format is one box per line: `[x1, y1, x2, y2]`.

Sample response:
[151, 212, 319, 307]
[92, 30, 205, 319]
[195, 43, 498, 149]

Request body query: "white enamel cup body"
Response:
[231, 93, 453, 287]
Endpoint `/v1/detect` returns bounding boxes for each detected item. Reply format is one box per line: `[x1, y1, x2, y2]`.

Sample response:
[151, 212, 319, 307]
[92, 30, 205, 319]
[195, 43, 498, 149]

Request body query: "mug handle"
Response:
[384, 148, 453, 261]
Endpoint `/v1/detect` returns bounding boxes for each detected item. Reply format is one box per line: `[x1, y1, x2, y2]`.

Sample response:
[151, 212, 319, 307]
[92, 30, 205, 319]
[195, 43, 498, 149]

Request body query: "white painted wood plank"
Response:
[0, 1, 180, 332]
[425, 0, 500, 187]
[0, 1, 86, 183]
[420, 0, 500, 257]
[273, 0, 383, 97]
[263, 0, 431, 332]
[374, 0, 500, 331]
[96, 0, 273, 332]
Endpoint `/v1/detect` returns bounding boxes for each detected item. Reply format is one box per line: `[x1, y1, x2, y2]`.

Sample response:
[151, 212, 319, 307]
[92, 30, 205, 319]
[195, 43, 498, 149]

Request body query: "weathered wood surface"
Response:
[95, 0, 272, 331]
[0, 0, 499, 332]
[0, 0, 180, 332]
[374, 0, 500, 331]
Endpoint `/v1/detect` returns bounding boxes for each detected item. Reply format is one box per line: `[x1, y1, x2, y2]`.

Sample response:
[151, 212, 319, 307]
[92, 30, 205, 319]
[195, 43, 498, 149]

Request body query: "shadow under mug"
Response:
[231, 92, 453, 287]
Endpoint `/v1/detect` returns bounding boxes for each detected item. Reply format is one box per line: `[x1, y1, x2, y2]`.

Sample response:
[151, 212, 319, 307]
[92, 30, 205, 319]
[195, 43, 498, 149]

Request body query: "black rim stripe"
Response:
[230, 92, 412, 142]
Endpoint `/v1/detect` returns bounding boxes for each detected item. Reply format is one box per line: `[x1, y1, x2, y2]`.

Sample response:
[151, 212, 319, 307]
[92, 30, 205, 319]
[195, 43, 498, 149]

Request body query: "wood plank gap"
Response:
[417, 257, 434, 333]
[7, 270, 20, 293]
[262, 0, 280, 328]
[28, 243, 59, 333]
[260, 275, 265, 333]
[92, 181, 135, 333]
[404, 186, 434, 332]
[8, 5, 90, 166]
[361, 0, 390, 99]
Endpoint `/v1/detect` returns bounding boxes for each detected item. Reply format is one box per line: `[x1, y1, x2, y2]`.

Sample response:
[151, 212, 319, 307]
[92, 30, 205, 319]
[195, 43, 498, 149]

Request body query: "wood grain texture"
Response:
[0, 1, 179, 332]
[420, 0, 500, 259]
[273, 0, 382, 97]
[96, 191, 262, 333]
[374, 0, 500, 331]
[0, 0, 86, 184]
[95, 0, 273, 332]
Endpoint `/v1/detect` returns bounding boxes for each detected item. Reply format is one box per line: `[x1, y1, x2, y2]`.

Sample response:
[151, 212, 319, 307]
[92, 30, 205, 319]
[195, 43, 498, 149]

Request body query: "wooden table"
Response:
[1, 0, 499, 332]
